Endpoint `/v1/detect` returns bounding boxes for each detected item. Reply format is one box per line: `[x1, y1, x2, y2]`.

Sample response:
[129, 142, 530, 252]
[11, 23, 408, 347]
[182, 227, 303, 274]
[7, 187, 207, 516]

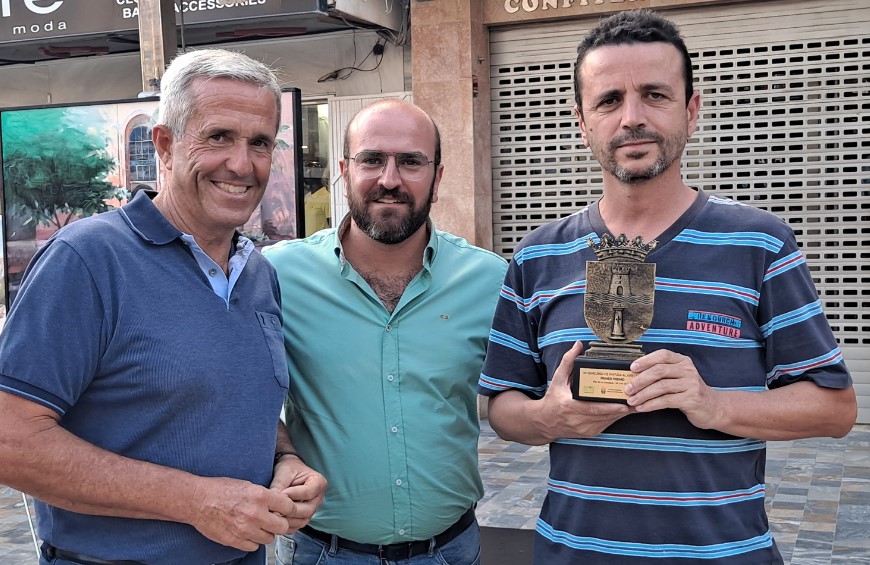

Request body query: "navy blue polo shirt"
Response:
[0, 192, 288, 564]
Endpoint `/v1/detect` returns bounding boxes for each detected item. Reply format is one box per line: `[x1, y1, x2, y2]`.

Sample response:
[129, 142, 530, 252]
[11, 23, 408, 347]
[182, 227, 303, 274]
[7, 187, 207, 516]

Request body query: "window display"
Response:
[0, 89, 302, 310]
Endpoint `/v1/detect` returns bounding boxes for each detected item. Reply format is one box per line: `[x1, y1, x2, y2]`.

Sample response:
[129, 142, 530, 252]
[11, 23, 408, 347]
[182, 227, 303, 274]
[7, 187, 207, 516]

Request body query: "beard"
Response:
[347, 178, 436, 244]
[593, 127, 686, 183]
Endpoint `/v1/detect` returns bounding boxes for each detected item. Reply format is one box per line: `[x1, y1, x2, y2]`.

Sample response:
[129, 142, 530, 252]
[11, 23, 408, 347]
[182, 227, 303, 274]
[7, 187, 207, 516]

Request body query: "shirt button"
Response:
[398, 529, 405, 535]
[391, 426, 398, 433]
[395, 479, 402, 486]
[386, 324, 393, 332]
[208, 268, 217, 277]
[387, 374, 394, 382]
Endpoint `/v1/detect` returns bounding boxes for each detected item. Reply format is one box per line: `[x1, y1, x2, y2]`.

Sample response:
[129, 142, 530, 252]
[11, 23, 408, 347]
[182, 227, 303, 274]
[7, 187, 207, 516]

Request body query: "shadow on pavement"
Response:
[481, 526, 535, 565]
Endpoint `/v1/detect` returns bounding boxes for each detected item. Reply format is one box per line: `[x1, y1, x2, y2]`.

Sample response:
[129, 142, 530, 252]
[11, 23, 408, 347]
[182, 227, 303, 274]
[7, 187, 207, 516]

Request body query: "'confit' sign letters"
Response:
[485, 0, 739, 25]
[503, 0, 640, 14]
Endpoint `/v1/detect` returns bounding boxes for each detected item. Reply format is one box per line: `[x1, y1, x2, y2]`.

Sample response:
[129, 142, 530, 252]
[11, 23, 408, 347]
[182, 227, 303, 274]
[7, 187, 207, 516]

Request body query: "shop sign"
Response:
[0, 0, 324, 44]
[504, 0, 639, 13]
[485, 0, 735, 25]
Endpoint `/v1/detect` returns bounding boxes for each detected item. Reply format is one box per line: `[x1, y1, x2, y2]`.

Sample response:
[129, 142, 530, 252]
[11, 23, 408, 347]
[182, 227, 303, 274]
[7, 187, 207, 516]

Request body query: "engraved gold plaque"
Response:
[571, 234, 657, 403]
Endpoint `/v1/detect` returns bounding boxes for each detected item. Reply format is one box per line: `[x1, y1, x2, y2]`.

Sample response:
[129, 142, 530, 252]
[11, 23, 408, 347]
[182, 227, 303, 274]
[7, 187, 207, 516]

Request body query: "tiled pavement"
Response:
[476, 420, 870, 564]
[2, 421, 869, 564]
[0, 488, 38, 563]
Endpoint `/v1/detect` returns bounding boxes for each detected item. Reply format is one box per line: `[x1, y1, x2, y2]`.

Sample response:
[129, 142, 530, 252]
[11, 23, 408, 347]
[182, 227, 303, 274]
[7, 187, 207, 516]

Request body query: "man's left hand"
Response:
[624, 349, 722, 430]
[269, 455, 327, 534]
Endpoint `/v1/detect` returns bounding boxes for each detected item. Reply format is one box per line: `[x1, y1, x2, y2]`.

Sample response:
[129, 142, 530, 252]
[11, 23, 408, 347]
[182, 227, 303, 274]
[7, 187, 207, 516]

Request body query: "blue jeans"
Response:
[276, 522, 481, 565]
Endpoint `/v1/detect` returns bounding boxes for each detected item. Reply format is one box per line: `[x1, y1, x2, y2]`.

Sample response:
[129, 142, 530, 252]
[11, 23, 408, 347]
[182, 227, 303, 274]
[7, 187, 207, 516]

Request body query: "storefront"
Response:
[410, 0, 868, 421]
[0, 0, 411, 315]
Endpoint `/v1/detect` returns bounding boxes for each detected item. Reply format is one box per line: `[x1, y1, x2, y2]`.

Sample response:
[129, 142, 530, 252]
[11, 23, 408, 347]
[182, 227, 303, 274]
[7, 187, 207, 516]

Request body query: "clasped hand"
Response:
[190, 458, 326, 552]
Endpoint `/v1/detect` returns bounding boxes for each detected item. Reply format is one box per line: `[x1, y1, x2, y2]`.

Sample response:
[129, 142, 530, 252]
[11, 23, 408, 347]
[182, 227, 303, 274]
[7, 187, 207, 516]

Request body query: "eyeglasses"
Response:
[347, 151, 435, 181]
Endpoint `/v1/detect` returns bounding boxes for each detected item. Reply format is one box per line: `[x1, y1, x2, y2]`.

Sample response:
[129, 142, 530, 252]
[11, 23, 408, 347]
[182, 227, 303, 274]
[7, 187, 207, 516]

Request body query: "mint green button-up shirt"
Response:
[263, 220, 507, 544]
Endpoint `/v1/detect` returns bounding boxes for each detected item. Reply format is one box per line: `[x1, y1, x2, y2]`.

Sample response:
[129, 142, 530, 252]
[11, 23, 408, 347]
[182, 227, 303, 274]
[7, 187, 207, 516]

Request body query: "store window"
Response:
[301, 102, 331, 236]
[127, 123, 157, 193]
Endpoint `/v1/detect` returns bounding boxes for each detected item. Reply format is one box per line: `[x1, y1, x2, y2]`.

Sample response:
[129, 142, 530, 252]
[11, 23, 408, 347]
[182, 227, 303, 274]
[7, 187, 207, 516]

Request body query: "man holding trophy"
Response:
[478, 9, 857, 565]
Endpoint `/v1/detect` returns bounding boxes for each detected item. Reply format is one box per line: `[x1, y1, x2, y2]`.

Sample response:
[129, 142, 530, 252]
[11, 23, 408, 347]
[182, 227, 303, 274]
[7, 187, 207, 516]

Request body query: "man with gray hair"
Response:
[0, 49, 325, 565]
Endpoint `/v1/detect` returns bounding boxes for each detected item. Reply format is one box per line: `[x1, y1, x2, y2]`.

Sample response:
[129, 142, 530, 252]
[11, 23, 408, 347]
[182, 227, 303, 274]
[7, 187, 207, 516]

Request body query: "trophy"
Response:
[572, 233, 657, 403]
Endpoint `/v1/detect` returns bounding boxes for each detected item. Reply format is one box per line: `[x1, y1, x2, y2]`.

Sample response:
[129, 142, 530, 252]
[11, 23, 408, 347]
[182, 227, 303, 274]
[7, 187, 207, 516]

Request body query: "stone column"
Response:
[137, 0, 176, 94]
[410, 0, 493, 249]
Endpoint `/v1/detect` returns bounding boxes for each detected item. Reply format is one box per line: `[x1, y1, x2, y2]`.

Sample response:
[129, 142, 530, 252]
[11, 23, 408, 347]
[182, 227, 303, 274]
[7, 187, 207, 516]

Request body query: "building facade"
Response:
[0, 0, 866, 421]
[410, 0, 868, 422]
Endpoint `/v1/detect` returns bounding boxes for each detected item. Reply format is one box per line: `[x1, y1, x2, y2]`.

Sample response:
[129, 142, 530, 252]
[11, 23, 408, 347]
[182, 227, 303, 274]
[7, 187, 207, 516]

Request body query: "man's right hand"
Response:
[0, 390, 303, 553]
[488, 341, 630, 445]
[535, 341, 631, 440]
[189, 477, 300, 551]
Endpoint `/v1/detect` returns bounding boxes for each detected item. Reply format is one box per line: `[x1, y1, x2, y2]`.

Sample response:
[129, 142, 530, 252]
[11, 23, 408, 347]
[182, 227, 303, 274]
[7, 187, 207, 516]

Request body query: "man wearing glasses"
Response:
[263, 99, 507, 565]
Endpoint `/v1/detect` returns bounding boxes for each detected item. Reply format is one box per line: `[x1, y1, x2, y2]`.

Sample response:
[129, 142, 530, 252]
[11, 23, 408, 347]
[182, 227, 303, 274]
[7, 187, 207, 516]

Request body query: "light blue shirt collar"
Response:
[179, 233, 255, 308]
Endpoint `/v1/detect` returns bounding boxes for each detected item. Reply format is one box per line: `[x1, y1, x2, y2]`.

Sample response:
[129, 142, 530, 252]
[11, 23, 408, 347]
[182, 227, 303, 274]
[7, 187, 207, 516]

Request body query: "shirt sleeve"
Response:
[758, 228, 851, 390]
[0, 239, 106, 414]
[478, 257, 549, 399]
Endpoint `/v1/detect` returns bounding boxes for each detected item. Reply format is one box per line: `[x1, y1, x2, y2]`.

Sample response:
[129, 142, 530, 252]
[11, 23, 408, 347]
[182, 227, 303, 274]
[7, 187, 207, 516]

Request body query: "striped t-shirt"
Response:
[479, 189, 851, 564]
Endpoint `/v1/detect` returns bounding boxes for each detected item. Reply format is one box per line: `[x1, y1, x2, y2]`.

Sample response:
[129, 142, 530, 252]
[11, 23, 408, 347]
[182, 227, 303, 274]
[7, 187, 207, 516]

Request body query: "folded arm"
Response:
[488, 341, 630, 445]
[0, 391, 298, 551]
[625, 349, 857, 440]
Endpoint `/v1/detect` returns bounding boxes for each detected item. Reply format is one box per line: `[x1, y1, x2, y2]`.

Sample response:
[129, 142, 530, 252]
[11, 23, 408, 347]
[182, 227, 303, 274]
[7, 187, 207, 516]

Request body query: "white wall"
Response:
[0, 30, 405, 108]
[0, 55, 143, 107]
[239, 30, 406, 99]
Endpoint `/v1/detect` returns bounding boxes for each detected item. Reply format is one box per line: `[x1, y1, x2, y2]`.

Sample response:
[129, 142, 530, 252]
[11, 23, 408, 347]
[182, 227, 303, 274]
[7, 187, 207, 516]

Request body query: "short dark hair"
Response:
[573, 10, 694, 114]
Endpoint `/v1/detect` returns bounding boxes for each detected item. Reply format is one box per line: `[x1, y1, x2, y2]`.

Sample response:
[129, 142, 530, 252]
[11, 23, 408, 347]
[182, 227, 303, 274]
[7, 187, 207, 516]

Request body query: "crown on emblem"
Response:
[588, 233, 657, 262]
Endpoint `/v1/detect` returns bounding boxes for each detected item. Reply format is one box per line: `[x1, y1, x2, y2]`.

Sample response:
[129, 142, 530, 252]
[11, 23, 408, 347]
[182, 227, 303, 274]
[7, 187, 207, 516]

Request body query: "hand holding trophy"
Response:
[572, 233, 657, 403]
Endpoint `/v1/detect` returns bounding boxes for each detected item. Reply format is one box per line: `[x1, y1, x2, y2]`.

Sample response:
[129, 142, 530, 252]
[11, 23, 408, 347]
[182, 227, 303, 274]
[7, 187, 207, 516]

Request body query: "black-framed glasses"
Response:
[348, 151, 435, 181]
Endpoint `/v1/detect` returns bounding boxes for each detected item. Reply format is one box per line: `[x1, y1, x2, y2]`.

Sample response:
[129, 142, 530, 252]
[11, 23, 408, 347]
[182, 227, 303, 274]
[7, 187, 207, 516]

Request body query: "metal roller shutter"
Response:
[489, 0, 869, 422]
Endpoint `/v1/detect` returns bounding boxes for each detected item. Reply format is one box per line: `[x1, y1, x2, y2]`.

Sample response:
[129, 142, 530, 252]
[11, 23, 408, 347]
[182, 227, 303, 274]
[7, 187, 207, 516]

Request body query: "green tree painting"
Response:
[1, 106, 125, 231]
